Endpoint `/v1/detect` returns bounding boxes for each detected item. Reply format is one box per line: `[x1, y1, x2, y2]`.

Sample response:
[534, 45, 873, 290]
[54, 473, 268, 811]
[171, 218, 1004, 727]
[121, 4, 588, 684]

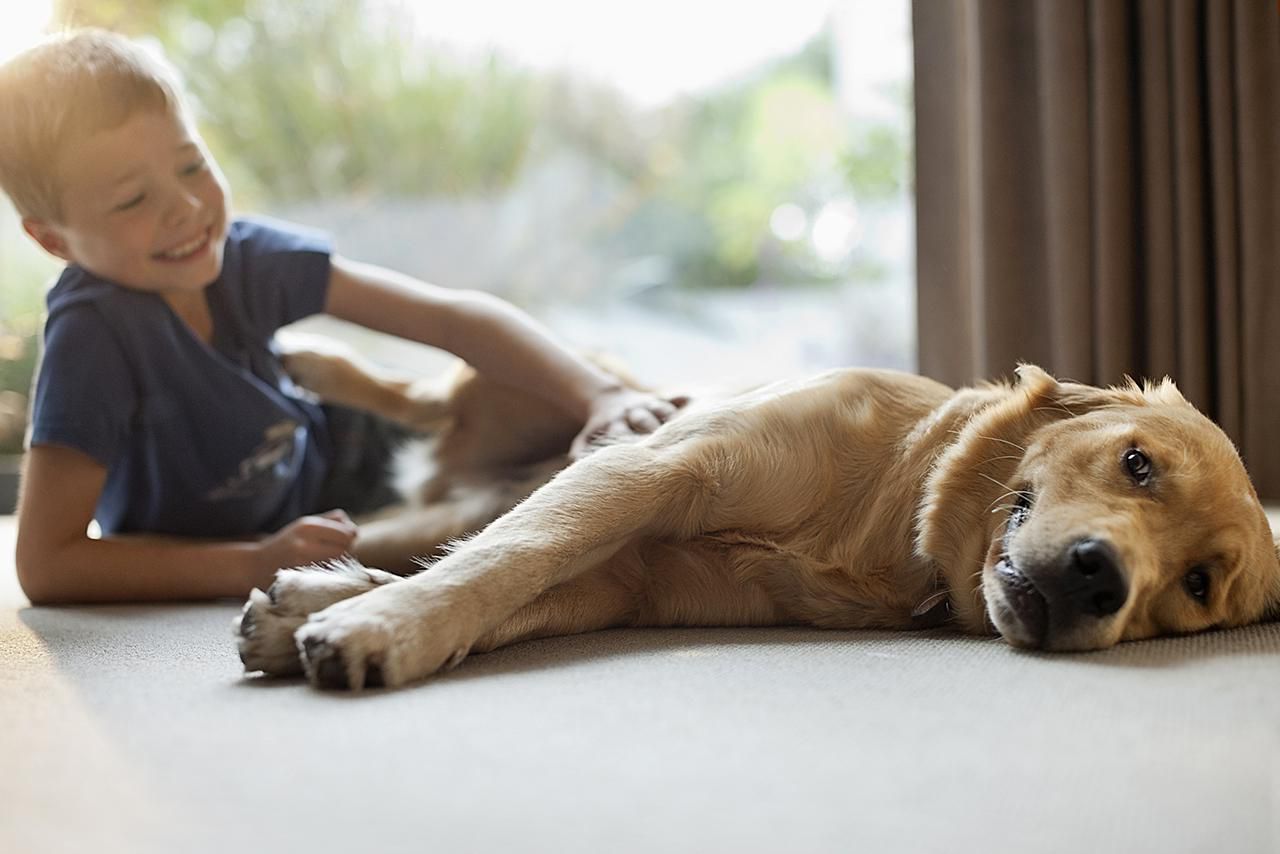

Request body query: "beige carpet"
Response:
[2, 513, 1278, 854]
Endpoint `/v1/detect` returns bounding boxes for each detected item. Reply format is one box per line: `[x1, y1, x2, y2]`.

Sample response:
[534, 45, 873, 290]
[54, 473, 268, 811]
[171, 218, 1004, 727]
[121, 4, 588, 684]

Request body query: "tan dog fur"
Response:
[236, 347, 1280, 690]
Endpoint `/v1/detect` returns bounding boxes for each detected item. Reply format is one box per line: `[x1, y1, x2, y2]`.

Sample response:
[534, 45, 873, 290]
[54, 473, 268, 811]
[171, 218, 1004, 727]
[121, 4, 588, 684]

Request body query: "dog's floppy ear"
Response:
[1006, 362, 1055, 395]
[1008, 363, 1117, 417]
[1040, 368, 1192, 415]
[1012, 363, 1055, 388]
[1266, 537, 1280, 623]
[1110, 373, 1192, 409]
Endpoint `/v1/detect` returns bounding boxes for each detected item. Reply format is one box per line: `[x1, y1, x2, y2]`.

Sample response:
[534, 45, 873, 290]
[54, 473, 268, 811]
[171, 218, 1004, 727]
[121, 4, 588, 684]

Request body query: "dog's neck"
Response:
[913, 367, 1066, 633]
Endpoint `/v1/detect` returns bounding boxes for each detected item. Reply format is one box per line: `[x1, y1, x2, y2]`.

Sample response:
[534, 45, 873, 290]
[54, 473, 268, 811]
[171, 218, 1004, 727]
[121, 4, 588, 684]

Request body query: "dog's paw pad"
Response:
[234, 588, 306, 676]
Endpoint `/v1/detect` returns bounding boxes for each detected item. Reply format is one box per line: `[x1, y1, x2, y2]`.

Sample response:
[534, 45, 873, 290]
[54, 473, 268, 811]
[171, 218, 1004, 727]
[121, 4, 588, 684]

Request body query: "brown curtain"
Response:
[913, 0, 1280, 496]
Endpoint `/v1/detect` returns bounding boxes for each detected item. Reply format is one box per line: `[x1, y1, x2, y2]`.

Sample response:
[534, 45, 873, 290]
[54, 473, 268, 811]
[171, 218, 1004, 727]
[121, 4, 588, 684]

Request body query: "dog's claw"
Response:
[301, 636, 349, 690]
[314, 654, 350, 690]
[238, 603, 257, 639]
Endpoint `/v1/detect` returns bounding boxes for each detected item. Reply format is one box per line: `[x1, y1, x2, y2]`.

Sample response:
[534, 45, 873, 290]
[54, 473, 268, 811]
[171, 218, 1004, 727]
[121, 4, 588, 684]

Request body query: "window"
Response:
[0, 0, 914, 455]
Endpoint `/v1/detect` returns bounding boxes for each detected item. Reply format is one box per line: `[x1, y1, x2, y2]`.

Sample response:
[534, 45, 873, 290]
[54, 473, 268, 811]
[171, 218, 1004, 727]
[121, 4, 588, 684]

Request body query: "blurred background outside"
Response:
[0, 0, 914, 457]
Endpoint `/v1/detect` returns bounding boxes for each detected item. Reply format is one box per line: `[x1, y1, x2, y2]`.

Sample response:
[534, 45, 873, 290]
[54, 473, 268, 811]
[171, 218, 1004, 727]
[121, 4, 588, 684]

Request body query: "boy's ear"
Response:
[21, 218, 73, 263]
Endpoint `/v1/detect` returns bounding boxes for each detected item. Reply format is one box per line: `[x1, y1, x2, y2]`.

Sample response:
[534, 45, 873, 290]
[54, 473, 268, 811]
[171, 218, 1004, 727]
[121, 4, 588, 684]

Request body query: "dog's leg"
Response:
[471, 568, 640, 653]
[353, 462, 560, 574]
[235, 561, 403, 676]
[277, 338, 455, 432]
[293, 442, 715, 690]
[352, 502, 499, 576]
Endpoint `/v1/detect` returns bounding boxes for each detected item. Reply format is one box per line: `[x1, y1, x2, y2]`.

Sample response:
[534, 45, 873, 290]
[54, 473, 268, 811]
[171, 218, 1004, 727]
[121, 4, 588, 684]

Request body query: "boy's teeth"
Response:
[161, 231, 206, 259]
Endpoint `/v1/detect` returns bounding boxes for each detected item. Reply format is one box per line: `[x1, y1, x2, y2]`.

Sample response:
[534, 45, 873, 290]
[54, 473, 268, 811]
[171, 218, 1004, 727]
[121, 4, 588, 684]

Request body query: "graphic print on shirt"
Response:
[206, 419, 302, 501]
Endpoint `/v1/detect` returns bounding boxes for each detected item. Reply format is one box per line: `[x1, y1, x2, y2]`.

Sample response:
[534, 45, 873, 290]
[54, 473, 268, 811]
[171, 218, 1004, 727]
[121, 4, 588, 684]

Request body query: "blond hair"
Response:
[0, 28, 187, 222]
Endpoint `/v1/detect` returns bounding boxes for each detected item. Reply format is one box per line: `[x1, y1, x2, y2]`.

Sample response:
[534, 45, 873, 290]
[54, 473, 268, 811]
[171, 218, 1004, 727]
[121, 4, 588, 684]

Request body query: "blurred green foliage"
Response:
[59, 0, 539, 204]
[54, 0, 908, 285]
[0, 239, 51, 453]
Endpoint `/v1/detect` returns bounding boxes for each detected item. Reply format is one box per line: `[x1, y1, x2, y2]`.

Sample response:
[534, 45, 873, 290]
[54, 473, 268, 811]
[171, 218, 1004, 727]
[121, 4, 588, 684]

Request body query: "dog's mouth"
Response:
[990, 491, 1050, 647]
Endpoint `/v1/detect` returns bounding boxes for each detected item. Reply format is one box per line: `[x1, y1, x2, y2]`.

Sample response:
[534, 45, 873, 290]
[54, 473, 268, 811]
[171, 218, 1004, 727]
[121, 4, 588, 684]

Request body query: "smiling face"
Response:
[983, 392, 1280, 651]
[23, 108, 230, 298]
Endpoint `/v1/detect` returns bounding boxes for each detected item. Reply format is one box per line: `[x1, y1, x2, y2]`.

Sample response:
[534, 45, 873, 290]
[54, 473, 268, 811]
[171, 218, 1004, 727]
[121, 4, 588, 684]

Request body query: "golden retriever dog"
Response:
[236, 345, 1280, 690]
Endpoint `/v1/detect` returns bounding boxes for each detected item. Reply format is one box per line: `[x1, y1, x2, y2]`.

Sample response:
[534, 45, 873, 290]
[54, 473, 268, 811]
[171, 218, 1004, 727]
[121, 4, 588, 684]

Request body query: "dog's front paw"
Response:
[234, 559, 401, 677]
[294, 581, 474, 691]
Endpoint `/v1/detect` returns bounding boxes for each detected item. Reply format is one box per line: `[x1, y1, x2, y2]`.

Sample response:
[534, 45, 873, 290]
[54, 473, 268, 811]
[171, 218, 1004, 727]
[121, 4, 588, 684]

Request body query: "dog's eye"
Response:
[1006, 491, 1032, 529]
[1183, 567, 1211, 603]
[1123, 449, 1152, 485]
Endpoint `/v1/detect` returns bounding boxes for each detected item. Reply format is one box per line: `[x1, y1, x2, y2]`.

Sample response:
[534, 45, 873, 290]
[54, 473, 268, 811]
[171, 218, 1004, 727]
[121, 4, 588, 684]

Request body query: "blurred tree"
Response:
[0, 245, 47, 453]
[47, 1, 909, 290]
[57, 0, 539, 203]
[838, 79, 912, 203]
[592, 28, 910, 289]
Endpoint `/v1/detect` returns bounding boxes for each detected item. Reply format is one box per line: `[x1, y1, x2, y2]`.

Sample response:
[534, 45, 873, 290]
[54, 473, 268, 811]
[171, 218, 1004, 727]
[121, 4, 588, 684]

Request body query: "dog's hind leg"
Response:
[276, 336, 455, 432]
[353, 462, 561, 574]
[352, 501, 506, 576]
[292, 441, 717, 690]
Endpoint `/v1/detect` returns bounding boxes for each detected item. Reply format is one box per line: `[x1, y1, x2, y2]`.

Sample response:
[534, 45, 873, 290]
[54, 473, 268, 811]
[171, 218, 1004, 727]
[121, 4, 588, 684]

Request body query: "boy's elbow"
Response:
[15, 561, 52, 606]
[21, 589, 60, 607]
[15, 549, 63, 606]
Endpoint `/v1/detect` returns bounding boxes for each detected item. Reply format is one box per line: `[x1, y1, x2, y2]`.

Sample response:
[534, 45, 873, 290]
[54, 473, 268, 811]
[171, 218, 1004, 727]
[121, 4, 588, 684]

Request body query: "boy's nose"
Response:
[164, 188, 203, 227]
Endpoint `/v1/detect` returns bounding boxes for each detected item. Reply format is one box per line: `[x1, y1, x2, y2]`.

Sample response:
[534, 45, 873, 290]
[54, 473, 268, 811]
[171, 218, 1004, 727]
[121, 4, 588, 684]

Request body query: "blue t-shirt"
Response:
[28, 216, 335, 537]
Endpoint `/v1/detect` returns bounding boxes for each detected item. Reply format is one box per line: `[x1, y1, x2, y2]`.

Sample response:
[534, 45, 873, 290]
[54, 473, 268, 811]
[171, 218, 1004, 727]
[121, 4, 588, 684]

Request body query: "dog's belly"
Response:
[625, 538, 785, 628]
[599, 368, 961, 631]
[623, 533, 936, 631]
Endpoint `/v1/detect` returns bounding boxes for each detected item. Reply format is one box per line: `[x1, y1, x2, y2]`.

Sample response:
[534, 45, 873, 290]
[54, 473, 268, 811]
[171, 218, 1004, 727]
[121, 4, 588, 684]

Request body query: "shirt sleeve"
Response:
[235, 217, 333, 333]
[27, 303, 137, 468]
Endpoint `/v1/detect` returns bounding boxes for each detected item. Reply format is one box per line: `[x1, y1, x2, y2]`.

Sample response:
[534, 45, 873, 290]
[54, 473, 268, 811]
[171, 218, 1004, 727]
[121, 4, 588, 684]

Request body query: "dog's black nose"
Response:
[1067, 538, 1127, 617]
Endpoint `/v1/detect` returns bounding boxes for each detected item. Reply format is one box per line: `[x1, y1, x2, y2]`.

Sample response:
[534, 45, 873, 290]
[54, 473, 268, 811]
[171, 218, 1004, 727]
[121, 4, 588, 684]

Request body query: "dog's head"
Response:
[981, 372, 1280, 651]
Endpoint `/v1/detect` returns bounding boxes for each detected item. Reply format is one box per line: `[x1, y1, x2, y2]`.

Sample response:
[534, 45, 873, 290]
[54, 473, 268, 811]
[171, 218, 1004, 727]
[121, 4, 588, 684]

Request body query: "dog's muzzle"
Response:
[993, 499, 1130, 649]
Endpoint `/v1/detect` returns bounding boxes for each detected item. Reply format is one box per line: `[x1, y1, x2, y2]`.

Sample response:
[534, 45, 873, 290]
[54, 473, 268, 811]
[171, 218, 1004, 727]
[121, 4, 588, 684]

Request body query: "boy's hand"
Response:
[258, 509, 359, 572]
[570, 389, 690, 459]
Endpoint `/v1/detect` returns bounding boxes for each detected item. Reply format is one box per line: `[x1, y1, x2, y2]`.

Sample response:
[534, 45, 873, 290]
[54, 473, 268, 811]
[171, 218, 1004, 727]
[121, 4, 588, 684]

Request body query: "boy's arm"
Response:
[14, 445, 356, 605]
[323, 256, 682, 452]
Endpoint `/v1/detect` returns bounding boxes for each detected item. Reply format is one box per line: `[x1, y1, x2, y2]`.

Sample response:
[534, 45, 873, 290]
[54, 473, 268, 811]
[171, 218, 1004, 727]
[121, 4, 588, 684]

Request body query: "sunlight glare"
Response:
[389, 0, 834, 107]
[0, 0, 54, 62]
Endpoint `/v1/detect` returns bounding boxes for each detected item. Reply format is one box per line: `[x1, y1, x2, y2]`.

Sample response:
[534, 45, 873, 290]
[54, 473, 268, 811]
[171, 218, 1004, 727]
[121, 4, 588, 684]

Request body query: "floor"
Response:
[2, 513, 1279, 854]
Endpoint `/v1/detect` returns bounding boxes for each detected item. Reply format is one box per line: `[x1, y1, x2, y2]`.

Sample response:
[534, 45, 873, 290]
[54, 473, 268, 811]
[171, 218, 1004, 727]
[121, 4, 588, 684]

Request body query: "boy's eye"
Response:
[181, 159, 207, 176]
[114, 193, 145, 211]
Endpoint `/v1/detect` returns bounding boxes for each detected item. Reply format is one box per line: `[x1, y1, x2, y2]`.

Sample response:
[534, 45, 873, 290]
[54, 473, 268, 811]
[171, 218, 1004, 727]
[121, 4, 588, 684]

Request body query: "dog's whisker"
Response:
[986, 493, 1021, 512]
[943, 428, 1029, 456]
[1031, 403, 1078, 419]
[985, 485, 1033, 513]
[974, 434, 1028, 453]
[979, 454, 1025, 466]
[974, 470, 1016, 494]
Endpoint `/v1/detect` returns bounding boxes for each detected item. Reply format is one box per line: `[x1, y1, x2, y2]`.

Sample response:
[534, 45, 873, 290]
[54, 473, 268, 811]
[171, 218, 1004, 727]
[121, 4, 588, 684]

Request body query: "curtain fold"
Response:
[913, 0, 1280, 496]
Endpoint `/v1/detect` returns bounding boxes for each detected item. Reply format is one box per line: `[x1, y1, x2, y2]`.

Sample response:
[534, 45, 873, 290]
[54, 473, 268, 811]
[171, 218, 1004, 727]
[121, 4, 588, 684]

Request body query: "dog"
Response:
[236, 345, 1280, 690]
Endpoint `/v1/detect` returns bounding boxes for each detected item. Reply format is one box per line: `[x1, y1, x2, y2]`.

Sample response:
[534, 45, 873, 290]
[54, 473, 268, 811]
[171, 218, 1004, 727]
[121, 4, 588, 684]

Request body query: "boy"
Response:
[1, 29, 680, 605]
